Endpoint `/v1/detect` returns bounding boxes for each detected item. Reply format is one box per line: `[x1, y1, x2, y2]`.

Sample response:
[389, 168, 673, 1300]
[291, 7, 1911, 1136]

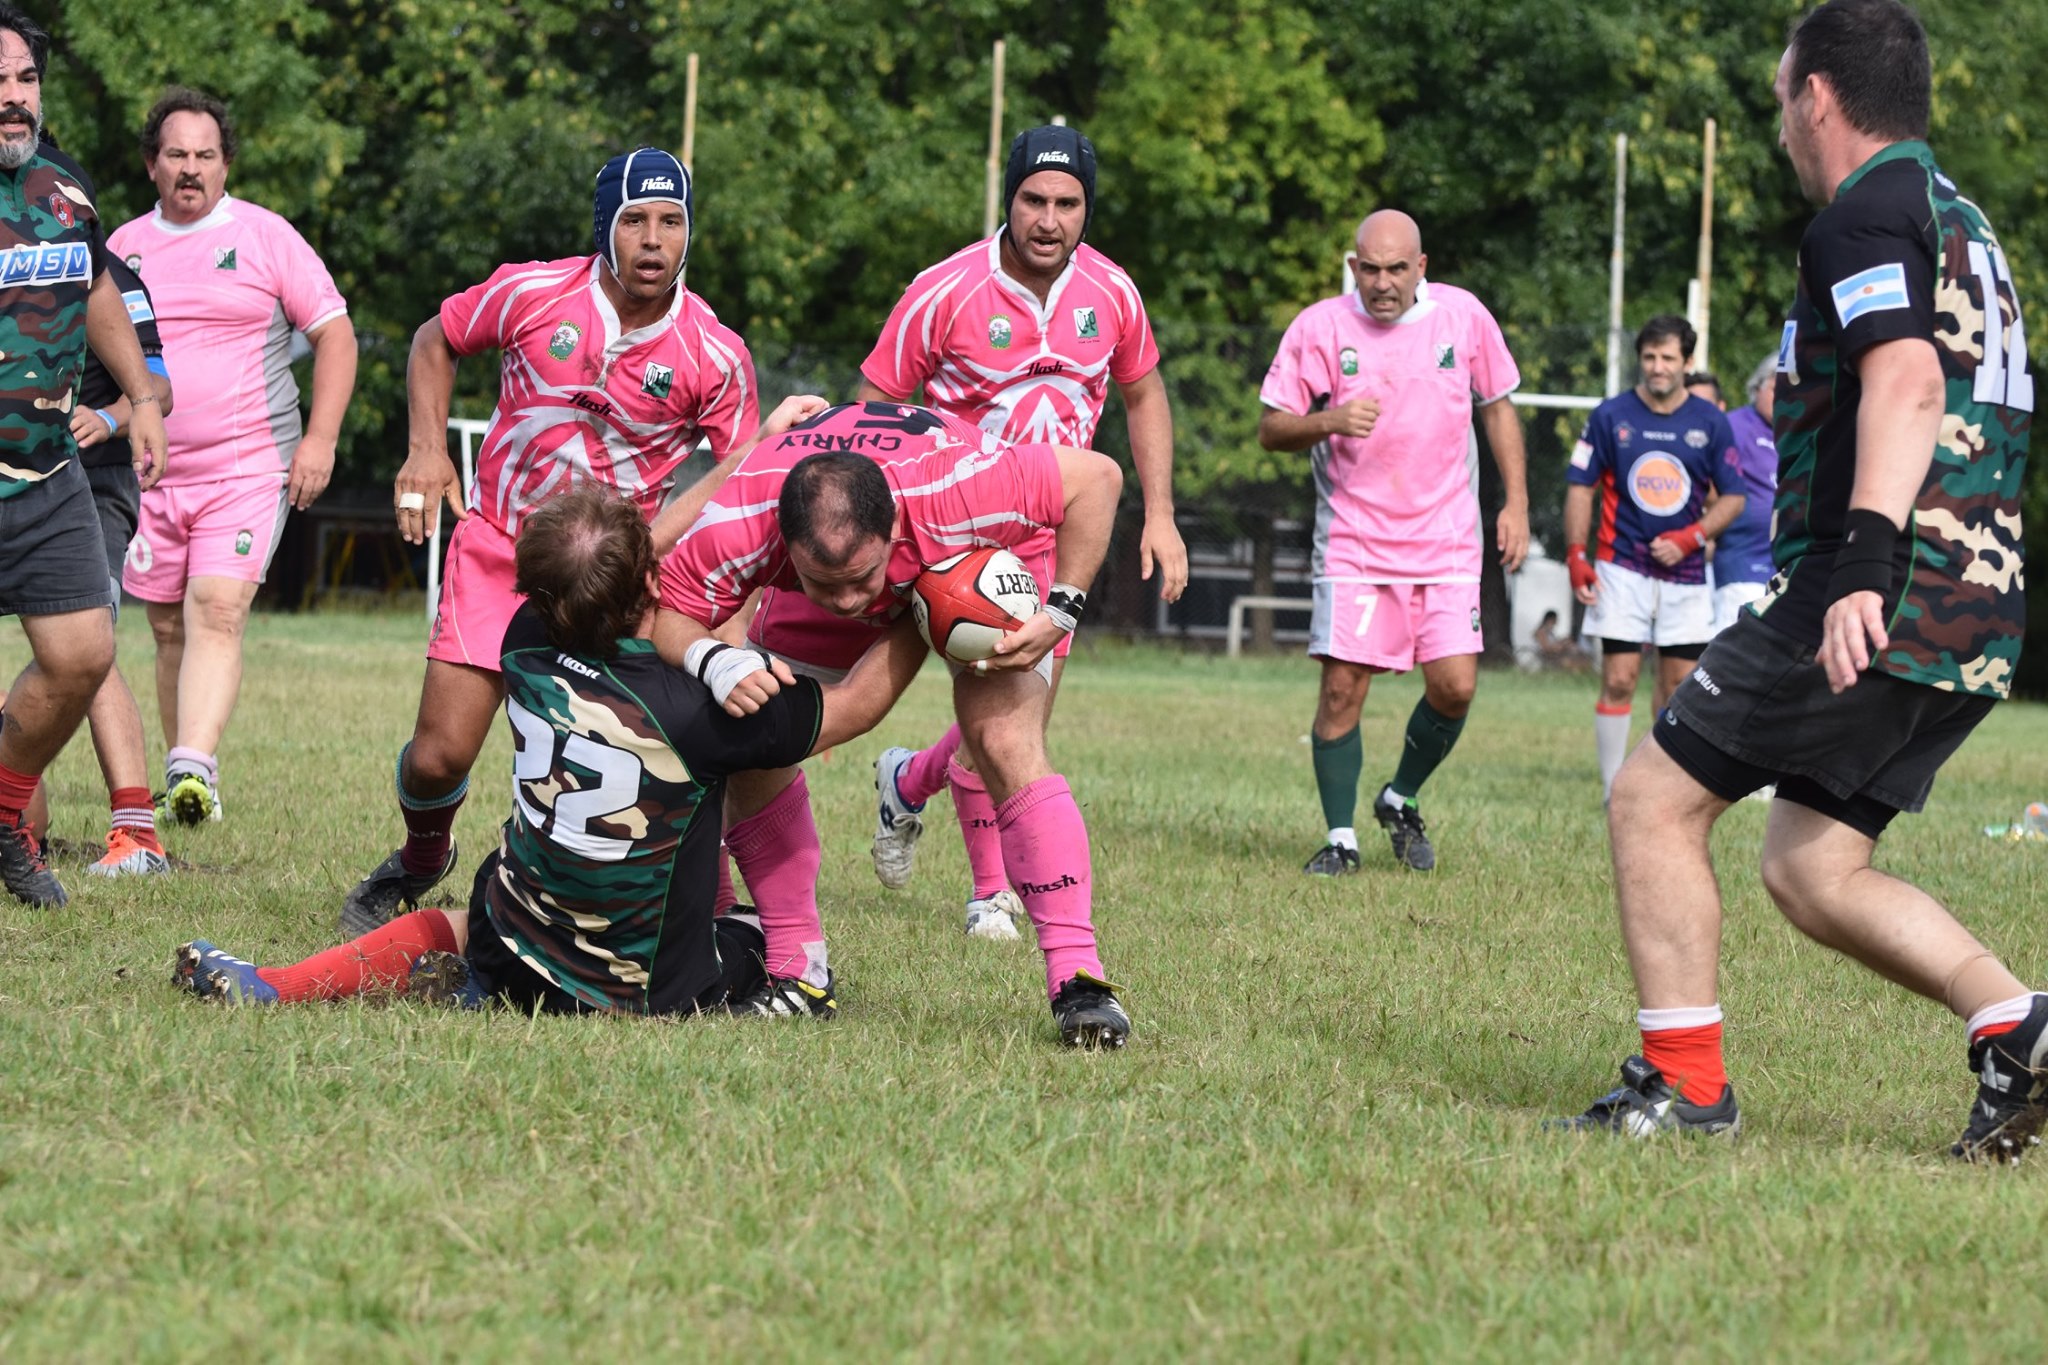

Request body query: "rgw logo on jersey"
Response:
[0, 241, 92, 288]
[1625, 452, 1692, 517]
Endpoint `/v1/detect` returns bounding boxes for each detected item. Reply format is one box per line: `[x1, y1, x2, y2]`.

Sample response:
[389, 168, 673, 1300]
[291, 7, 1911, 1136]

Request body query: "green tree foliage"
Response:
[25, 0, 2048, 678]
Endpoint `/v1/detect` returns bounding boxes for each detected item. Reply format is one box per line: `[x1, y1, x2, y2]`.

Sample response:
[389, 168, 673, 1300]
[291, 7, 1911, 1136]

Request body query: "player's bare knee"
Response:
[188, 591, 251, 642]
[1426, 677, 1476, 716]
[147, 605, 183, 651]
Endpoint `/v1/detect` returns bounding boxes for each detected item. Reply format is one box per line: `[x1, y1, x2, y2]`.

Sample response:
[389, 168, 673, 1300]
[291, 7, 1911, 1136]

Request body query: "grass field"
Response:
[3, 610, 2046, 1360]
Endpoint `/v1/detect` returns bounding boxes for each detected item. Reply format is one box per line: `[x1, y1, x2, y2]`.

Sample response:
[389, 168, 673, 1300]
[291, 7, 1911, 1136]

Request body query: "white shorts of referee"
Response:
[1710, 577, 1770, 636]
[1582, 559, 1713, 648]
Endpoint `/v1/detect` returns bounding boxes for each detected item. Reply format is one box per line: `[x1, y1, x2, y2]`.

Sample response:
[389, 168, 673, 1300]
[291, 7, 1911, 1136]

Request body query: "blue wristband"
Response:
[95, 408, 118, 435]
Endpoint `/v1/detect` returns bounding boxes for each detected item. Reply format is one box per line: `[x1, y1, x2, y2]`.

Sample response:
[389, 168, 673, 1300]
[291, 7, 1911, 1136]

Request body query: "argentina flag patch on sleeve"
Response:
[1829, 263, 1910, 327]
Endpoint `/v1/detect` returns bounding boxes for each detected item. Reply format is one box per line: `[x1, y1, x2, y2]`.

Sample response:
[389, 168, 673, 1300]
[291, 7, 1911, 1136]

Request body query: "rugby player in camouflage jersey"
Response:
[171, 484, 926, 1016]
[1556, 0, 2048, 1160]
[0, 6, 168, 908]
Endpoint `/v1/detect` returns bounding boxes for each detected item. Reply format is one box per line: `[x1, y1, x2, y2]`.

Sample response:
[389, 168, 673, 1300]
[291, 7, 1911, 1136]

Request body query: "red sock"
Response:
[1640, 1020, 1728, 1106]
[110, 787, 161, 850]
[0, 758, 37, 826]
[257, 909, 458, 1002]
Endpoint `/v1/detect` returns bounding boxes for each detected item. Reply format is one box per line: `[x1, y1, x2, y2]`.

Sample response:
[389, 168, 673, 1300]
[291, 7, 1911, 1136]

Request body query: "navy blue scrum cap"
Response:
[593, 147, 692, 281]
[1003, 125, 1096, 238]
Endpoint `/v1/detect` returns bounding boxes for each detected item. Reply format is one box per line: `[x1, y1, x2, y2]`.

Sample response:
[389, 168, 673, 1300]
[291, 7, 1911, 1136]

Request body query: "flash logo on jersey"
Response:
[641, 362, 674, 399]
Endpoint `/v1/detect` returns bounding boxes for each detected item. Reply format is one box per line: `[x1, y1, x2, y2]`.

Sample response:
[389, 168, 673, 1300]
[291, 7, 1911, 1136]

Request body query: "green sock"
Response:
[1390, 699, 1467, 802]
[1311, 726, 1363, 831]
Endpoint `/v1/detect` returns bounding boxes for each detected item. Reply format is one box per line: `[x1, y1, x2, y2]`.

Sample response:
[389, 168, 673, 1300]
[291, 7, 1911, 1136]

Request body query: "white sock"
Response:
[1327, 826, 1358, 852]
[1966, 992, 2038, 1040]
[1595, 707, 1632, 798]
[1638, 1004, 1723, 1031]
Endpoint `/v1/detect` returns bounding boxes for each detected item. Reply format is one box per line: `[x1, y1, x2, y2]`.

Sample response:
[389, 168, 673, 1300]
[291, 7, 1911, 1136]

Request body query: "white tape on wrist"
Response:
[686, 638, 772, 705]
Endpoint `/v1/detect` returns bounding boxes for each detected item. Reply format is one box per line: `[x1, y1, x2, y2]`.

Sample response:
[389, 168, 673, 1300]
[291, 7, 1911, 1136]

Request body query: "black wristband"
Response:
[1046, 586, 1087, 624]
[1825, 508, 1900, 605]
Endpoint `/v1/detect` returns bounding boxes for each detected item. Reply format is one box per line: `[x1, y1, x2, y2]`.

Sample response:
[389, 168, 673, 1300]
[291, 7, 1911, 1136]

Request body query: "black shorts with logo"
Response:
[460, 851, 766, 1015]
[1654, 609, 1993, 839]
[0, 459, 119, 618]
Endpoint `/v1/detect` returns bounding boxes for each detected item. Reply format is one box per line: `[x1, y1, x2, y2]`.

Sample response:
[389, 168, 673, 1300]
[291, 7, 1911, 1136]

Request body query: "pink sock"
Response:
[724, 772, 827, 986]
[949, 758, 1009, 900]
[996, 774, 1104, 999]
[899, 725, 964, 807]
[714, 838, 739, 915]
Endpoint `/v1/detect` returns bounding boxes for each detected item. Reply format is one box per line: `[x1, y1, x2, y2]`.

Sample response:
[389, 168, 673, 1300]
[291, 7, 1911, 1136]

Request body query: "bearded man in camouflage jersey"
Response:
[1555, 0, 2046, 1160]
[0, 5, 168, 907]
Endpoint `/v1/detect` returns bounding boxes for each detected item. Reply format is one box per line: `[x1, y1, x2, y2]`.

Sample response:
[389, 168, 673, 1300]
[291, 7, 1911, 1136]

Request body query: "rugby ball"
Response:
[911, 547, 1040, 663]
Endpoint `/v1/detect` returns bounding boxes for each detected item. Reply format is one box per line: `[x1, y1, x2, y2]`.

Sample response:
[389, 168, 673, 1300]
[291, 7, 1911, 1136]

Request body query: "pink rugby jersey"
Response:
[440, 256, 757, 535]
[1260, 281, 1519, 584]
[659, 402, 1062, 630]
[106, 196, 347, 488]
[860, 236, 1158, 447]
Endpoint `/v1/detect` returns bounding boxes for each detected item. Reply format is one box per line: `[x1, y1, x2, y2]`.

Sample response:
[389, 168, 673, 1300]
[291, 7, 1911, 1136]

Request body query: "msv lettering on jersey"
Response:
[784, 431, 904, 452]
[0, 241, 91, 288]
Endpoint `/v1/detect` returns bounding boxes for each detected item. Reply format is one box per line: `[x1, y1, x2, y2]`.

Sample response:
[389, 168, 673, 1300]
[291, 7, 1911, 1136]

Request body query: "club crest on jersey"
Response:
[1684, 428, 1709, 449]
[0, 241, 91, 287]
[641, 362, 674, 398]
[124, 253, 142, 272]
[1436, 343, 1455, 369]
[214, 247, 237, 270]
[1615, 423, 1634, 448]
[1339, 346, 1358, 376]
[234, 529, 253, 556]
[988, 314, 1013, 349]
[47, 193, 72, 228]
[1625, 452, 1692, 517]
[1072, 306, 1098, 340]
[548, 322, 582, 360]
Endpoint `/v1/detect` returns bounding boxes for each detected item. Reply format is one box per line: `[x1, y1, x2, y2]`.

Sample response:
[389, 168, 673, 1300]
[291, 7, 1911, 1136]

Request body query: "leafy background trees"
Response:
[31, 0, 2048, 683]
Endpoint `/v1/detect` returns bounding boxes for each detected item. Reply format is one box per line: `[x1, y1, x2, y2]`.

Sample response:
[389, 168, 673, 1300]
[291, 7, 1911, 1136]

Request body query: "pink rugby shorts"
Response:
[427, 514, 523, 669]
[122, 474, 289, 602]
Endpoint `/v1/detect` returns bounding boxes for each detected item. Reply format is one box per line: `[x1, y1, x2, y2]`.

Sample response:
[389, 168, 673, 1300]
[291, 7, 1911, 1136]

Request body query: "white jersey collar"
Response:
[148, 193, 238, 236]
[588, 255, 686, 350]
[1348, 277, 1439, 327]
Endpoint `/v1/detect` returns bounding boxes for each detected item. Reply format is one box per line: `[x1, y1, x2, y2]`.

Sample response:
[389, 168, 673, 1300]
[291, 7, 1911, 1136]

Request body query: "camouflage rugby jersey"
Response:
[1766, 140, 2031, 698]
[0, 148, 104, 499]
[486, 606, 822, 1014]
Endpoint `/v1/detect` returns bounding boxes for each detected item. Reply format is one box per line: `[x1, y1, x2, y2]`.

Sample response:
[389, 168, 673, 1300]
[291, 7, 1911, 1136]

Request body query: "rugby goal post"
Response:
[423, 418, 487, 623]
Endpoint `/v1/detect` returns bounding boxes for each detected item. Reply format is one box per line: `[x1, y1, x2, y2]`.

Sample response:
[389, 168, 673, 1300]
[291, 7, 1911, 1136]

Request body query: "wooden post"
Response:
[1694, 117, 1717, 373]
[681, 52, 699, 170]
[983, 40, 1006, 237]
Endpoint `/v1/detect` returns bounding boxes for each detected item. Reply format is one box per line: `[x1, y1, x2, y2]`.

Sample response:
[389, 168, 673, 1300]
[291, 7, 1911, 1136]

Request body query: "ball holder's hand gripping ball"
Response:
[910, 547, 1042, 663]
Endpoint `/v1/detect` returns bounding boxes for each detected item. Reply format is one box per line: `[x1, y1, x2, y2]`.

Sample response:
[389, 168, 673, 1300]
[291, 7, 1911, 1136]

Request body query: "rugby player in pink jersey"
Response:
[106, 88, 357, 827]
[1258, 210, 1529, 875]
[652, 400, 1133, 1047]
[336, 147, 774, 936]
[858, 125, 1189, 941]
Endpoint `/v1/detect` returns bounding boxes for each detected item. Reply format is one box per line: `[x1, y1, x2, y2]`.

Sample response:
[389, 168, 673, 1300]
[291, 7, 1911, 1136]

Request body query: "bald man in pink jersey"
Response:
[653, 400, 1133, 1048]
[858, 125, 1188, 942]
[107, 88, 356, 827]
[1259, 210, 1528, 877]
[337, 148, 767, 936]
